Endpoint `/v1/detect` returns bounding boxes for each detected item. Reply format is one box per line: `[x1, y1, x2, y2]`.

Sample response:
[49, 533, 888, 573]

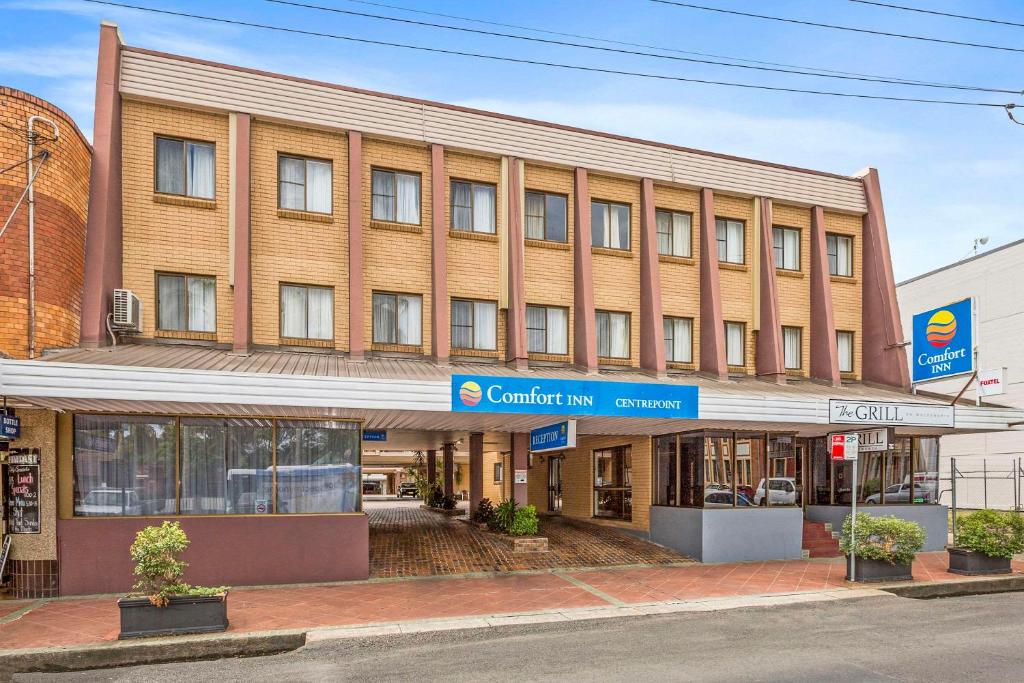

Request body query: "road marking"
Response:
[553, 573, 627, 606]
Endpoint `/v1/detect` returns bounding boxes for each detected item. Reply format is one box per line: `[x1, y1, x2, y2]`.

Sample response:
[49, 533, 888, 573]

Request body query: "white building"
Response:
[897, 239, 1024, 510]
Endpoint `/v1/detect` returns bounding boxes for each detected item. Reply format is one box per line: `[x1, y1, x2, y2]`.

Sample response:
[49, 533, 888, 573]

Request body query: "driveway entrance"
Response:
[366, 499, 691, 578]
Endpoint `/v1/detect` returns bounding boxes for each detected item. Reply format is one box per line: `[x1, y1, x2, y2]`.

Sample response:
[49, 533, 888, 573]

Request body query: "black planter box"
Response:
[846, 555, 913, 583]
[948, 547, 1012, 576]
[118, 594, 228, 639]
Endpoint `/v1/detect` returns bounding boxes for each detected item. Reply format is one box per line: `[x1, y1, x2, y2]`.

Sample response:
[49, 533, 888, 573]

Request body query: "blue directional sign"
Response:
[0, 414, 19, 441]
[362, 429, 388, 442]
[451, 375, 698, 419]
[912, 298, 973, 383]
[530, 420, 576, 452]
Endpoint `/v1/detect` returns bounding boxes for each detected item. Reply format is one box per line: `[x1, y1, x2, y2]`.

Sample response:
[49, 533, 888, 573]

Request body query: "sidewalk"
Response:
[1, 551, 1019, 655]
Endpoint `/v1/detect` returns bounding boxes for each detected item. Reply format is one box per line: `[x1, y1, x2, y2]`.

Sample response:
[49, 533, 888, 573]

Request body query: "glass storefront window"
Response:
[73, 415, 177, 516]
[807, 435, 940, 506]
[593, 446, 632, 521]
[180, 418, 273, 515]
[275, 420, 361, 513]
[679, 435, 704, 507]
[765, 436, 801, 507]
[654, 435, 677, 507]
[913, 437, 940, 504]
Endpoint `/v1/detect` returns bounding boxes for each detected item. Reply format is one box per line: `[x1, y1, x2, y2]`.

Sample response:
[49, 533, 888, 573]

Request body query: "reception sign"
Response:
[911, 298, 973, 383]
[452, 375, 698, 419]
[530, 420, 577, 452]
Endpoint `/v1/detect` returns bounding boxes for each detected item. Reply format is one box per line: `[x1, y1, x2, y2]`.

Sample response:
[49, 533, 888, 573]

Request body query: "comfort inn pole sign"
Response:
[451, 375, 698, 419]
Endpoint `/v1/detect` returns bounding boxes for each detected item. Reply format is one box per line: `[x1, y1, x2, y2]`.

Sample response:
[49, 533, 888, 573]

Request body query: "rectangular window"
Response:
[783, 326, 802, 370]
[280, 284, 334, 340]
[451, 299, 497, 351]
[772, 226, 800, 270]
[156, 136, 215, 199]
[656, 210, 692, 257]
[372, 292, 423, 346]
[157, 273, 216, 333]
[596, 310, 630, 359]
[451, 180, 496, 233]
[371, 169, 421, 224]
[526, 305, 569, 355]
[525, 191, 568, 242]
[278, 155, 332, 214]
[837, 330, 854, 373]
[663, 316, 693, 363]
[275, 420, 361, 513]
[593, 446, 632, 521]
[591, 200, 630, 250]
[493, 462, 503, 483]
[827, 233, 853, 276]
[715, 218, 745, 264]
[724, 321, 745, 366]
[180, 418, 273, 515]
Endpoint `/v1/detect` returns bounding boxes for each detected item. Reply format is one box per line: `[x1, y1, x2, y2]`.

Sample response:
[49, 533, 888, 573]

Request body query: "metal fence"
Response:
[938, 456, 1024, 535]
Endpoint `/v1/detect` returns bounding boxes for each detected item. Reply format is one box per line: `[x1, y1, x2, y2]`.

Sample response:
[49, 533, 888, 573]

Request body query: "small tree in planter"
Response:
[118, 522, 228, 639]
[840, 514, 925, 582]
[949, 509, 1024, 576]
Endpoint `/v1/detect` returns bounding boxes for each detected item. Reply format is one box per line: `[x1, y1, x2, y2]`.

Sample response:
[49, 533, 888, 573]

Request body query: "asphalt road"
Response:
[19, 591, 1024, 682]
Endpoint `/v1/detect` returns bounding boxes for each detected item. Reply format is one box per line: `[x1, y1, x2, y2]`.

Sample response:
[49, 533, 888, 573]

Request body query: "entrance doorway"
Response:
[548, 455, 563, 513]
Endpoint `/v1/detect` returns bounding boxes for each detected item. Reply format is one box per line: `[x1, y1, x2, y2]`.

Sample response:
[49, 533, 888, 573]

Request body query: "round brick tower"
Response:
[0, 87, 91, 359]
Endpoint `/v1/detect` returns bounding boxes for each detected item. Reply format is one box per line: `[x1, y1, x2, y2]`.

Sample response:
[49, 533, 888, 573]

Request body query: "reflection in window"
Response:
[593, 446, 632, 520]
[807, 435, 939, 505]
[180, 418, 273, 515]
[275, 420, 361, 513]
[73, 415, 177, 517]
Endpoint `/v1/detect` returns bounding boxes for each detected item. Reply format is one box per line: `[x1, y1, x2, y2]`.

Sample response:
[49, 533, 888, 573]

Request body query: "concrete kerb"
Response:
[881, 573, 1024, 600]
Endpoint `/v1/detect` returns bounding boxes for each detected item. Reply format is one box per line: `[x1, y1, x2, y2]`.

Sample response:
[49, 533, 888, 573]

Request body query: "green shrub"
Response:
[129, 521, 226, 606]
[426, 485, 445, 508]
[508, 505, 539, 536]
[491, 498, 518, 532]
[472, 498, 495, 524]
[955, 509, 1024, 558]
[839, 514, 925, 566]
[440, 494, 457, 510]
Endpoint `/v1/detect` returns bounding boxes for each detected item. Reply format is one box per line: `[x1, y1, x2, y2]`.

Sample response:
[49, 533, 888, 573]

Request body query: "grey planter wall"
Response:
[651, 506, 804, 563]
[805, 505, 948, 551]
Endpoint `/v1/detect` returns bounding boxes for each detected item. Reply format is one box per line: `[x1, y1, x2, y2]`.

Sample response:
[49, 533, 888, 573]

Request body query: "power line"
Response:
[0, 151, 49, 177]
[849, 0, 1024, 29]
[267, 0, 1021, 94]
[651, 0, 1024, 53]
[318, 0, 1015, 91]
[81, 1, 1017, 109]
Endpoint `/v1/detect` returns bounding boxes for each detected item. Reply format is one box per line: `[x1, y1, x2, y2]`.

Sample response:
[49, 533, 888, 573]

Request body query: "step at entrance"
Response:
[802, 520, 842, 558]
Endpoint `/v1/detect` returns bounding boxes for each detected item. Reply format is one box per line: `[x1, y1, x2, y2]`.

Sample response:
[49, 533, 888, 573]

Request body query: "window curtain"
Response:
[673, 213, 691, 257]
[546, 195, 567, 241]
[547, 307, 568, 354]
[451, 300, 473, 349]
[472, 184, 495, 233]
[836, 236, 852, 275]
[372, 170, 395, 221]
[181, 418, 272, 516]
[188, 276, 216, 332]
[838, 332, 853, 372]
[396, 173, 420, 224]
[187, 142, 215, 199]
[665, 318, 691, 363]
[656, 211, 671, 254]
[156, 138, 184, 195]
[609, 313, 628, 358]
[525, 306, 546, 353]
[281, 285, 308, 338]
[398, 295, 422, 345]
[305, 160, 332, 214]
[783, 228, 800, 269]
[783, 327, 801, 369]
[372, 294, 396, 343]
[726, 323, 744, 365]
[591, 202, 607, 247]
[158, 275, 186, 331]
[307, 287, 334, 340]
[473, 301, 497, 350]
[596, 312, 610, 357]
[275, 420, 360, 513]
[726, 221, 744, 263]
[452, 181, 472, 231]
[279, 157, 305, 210]
[525, 192, 545, 240]
[610, 204, 629, 249]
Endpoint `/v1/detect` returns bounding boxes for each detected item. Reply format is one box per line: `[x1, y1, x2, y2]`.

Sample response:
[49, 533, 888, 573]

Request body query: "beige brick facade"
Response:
[774, 202, 813, 377]
[825, 211, 864, 378]
[715, 193, 756, 373]
[656, 184, 701, 369]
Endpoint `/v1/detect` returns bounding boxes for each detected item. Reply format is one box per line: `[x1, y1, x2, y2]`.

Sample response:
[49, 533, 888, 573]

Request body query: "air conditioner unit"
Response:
[111, 289, 142, 332]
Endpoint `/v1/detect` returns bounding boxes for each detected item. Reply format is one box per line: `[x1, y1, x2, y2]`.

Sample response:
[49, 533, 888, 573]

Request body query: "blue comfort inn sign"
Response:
[911, 298, 974, 383]
[451, 375, 698, 419]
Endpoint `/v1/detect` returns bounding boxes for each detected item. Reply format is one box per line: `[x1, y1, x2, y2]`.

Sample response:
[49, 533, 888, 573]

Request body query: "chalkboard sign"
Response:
[6, 464, 40, 534]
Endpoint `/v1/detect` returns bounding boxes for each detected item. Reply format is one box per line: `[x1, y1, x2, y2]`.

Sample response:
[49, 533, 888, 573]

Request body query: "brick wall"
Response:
[826, 211, 863, 379]
[774, 203, 812, 377]
[715, 194, 756, 373]
[656, 184, 701, 368]
[0, 87, 89, 359]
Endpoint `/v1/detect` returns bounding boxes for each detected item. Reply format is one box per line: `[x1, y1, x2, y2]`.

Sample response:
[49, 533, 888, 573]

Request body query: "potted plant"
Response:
[948, 509, 1024, 576]
[118, 521, 228, 639]
[840, 514, 925, 582]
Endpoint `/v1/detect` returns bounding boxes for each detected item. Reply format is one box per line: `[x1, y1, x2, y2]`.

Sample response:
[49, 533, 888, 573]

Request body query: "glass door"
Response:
[547, 455, 563, 513]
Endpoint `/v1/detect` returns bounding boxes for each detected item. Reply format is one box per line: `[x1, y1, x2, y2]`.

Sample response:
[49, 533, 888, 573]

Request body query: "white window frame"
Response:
[526, 304, 569, 355]
[596, 310, 631, 359]
[663, 316, 693, 363]
[715, 218, 745, 264]
[656, 209, 692, 258]
[278, 155, 333, 214]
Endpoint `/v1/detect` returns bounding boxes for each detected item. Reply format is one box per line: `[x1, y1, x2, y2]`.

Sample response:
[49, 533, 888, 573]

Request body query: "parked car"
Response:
[398, 481, 419, 498]
[76, 488, 142, 516]
[865, 483, 910, 504]
[704, 490, 754, 508]
[753, 478, 798, 506]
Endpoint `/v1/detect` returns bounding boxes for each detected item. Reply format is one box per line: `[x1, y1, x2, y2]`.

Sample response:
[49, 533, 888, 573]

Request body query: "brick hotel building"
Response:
[0, 23, 1020, 596]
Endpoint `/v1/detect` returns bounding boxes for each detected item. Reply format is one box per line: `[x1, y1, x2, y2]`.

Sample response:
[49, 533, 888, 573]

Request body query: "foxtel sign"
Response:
[451, 375, 698, 419]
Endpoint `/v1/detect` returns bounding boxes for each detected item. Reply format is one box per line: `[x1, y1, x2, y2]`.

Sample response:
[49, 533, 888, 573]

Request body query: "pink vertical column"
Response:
[511, 433, 529, 505]
[809, 206, 841, 386]
[506, 157, 528, 369]
[430, 144, 449, 364]
[232, 113, 252, 353]
[698, 188, 727, 379]
[858, 168, 910, 389]
[572, 168, 597, 372]
[348, 131, 365, 360]
[81, 22, 123, 347]
[755, 198, 785, 382]
[639, 178, 666, 375]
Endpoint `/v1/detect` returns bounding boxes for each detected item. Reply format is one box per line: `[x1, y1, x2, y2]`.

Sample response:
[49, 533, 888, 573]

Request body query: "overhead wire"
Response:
[650, 0, 1024, 54]
[81, 1, 1019, 109]
[848, 1, 1024, 29]
[266, 0, 1022, 94]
